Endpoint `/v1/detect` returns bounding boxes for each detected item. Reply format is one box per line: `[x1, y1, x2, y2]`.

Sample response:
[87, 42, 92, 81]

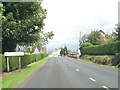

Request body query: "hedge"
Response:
[21, 54, 36, 68]
[1, 53, 48, 72]
[81, 42, 120, 55]
[0, 54, 7, 73]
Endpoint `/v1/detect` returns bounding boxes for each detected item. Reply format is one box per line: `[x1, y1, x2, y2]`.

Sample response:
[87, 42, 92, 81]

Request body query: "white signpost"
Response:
[4, 52, 24, 72]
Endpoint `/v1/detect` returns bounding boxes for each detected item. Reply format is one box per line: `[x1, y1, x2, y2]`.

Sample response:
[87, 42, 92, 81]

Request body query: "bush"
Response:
[1, 55, 7, 72]
[81, 55, 113, 65]
[111, 53, 120, 67]
[81, 42, 119, 55]
[93, 56, 111, 65]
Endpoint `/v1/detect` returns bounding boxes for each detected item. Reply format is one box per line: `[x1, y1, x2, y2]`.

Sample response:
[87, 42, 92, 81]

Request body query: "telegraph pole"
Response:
[79, 31, 82, 46]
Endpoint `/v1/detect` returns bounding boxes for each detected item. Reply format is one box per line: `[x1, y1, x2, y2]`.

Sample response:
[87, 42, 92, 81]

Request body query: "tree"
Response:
[114, 24, 120, 52]
[87, 29, 113, 45]
[113, 24, 120, 41]
[87, 29, 101, 45]
[33, 31, 54, 52]
[60, 48, 64, 56]
[64, 45, 68, 55]
[2, 2, 47, 53]
[60, 45, 68, 56]
[0, 3, 3, 53]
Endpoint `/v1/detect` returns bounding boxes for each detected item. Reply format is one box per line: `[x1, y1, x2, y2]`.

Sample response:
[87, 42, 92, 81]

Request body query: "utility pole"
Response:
[77, 31, 82, 57]
[79, 31, 82, 46]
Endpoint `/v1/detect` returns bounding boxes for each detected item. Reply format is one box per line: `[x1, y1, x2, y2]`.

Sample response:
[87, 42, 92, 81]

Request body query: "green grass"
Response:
[2, 57, 48, 89]
[0, 78, 2, 90]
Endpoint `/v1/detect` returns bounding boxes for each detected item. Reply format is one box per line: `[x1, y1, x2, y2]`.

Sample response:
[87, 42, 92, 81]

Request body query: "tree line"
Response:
[80, 24, 120, 50]
[0, 1, 54, 53]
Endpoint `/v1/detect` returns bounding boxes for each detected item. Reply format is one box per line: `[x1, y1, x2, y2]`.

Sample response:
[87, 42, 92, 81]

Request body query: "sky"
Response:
[42, 0, 119, 52]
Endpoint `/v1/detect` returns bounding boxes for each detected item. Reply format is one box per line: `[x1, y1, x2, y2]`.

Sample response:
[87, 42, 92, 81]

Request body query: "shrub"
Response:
[111, 53, 120, 67]
[1, 55, 7, 72]
[81, 55, 113, 65]
[93, 56, 111, 65]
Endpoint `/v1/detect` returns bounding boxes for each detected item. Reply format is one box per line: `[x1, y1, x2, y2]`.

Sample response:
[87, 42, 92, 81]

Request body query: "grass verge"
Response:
[2, 57, 48, 89]
[80, 55, 114, 67]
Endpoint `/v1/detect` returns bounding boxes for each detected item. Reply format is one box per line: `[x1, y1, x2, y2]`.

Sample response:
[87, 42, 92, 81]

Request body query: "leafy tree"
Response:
[0, 3, 3, 53]
[2, 2, 47, 53]
[34, 31, 54, 52]
[87, 29, 113, 45]
[87, 29, 101, 45]
[114, 24, 120, 52]
[113, 24, 120, 41]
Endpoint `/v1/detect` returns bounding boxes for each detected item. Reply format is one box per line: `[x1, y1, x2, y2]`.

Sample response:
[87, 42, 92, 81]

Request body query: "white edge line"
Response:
[102, 86, 109, 89]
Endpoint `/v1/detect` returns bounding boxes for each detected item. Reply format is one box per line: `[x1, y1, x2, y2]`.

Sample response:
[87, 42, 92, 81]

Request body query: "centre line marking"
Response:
[89, 78, 96, 82]
[102, 86, 110, 90]
[76, 69, 79, 71]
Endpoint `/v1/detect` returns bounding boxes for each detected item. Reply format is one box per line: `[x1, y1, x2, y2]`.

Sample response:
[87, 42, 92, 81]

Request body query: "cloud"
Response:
[42, 0, 119, 51]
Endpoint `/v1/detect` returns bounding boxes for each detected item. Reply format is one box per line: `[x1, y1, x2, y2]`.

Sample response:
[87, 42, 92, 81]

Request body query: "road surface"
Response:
[18, 57, 119, 89]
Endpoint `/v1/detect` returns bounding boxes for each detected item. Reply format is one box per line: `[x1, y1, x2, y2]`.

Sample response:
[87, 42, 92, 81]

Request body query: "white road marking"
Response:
[76, 69, 79, 71]
[89, 78, 96, 82]
[102, 86, 110, 90]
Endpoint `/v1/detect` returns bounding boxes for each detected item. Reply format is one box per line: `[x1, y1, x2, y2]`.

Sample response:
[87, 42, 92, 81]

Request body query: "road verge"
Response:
[80, 55, 119, 68]
[2, 57, 48, 89]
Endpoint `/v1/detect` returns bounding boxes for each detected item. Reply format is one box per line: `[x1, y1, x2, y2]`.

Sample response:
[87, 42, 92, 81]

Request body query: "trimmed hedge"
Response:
[1, 53, 48, 72]
[0, 54, 7, 73]
[81, 42, 119, 55]
[21, 54, 36, 68]
[1, 55, 7, 72]
[9, 56, 19, 71]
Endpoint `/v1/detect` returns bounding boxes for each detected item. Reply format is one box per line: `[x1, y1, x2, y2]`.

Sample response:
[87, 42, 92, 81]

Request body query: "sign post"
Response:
[6, 57, 9, 72]
[4, 52, 24, 72]
[18, 56, 21, 70]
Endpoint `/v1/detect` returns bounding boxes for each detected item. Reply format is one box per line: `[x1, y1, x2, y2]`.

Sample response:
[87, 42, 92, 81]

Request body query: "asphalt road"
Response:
[18, 57, 119, 89]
